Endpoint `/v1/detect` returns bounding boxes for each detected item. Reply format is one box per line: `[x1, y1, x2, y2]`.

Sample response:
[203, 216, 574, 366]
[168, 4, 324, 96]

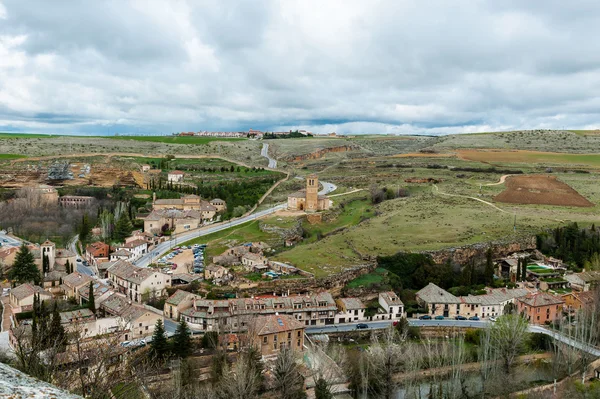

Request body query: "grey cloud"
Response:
[1, 0, 600, 135]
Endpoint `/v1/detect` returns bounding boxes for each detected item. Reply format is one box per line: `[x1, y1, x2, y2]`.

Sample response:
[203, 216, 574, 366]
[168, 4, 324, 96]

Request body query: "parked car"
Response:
[76, 258, 82, 263]
[455, 315, 467, 320]
[419, 315, 432, 320]
[356, 323, 369, 329]
[434, 315, 445, 320]
[469, 316, 480, 321]
[489, 316, 497, 322]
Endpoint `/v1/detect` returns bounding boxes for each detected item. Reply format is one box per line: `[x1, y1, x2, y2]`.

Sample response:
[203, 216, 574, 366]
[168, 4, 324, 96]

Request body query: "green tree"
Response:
[521, 259, 527, 281]
[516, 258, 521, 282]
[314, 377, 333, 399]
[79, 214, 91, 244]
[87, 281, 96, 313]
[151, 319, 169, 360]
[49, 301, 66, 350]
[172, 319, 191, 358]
[65, 259, 72, 274]
[114, 211, 133, 243]
[9, 244, 41, 285]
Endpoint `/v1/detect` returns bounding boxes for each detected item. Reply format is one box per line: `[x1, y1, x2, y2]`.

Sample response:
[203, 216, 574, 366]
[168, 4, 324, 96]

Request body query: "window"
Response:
[297, 331, 301, 337]
[139, 323, 142, 327]
[263, 336, 268, 344]
[288, 332, 291, 339]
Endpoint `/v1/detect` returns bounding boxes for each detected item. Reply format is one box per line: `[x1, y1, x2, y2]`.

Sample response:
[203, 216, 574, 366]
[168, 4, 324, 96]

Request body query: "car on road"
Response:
[434, 315, 445, 320]
[2, 239, 8, 243]
[468, 316, 480, 321]
[419, 315, 432, 320]
[489, 316, 497, 322]
[454, 315, 467, 320]
[76, 258, 82, 263]
[356, 323, 369, 329]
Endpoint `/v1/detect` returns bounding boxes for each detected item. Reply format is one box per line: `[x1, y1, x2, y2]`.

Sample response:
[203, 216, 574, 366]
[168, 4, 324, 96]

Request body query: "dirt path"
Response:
[484, 174, 512, 186]
[329, 188, 364, 198]
[432, 185, 511, 214]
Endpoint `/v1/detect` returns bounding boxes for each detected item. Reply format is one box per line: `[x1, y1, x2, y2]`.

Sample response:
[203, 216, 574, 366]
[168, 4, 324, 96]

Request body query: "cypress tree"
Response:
[88, 281, 96, 313]
[172, 319, 191, 358]
[151, 319, 169, 360]
[49, 301, 66, 349]
[516, 258, 521, 282]
[9, 243, 41, 285]
[65, 259, 71, 274]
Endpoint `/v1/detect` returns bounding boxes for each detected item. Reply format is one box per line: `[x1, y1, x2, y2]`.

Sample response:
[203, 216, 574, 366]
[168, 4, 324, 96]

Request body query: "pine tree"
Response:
[114, 211, 133, 243]
[172, 319, 191, 358]
[151, 319, 169, 360]
[88, 281, 96, 313]
[315, 377, 333, 399]
[9, 243, 41, 285]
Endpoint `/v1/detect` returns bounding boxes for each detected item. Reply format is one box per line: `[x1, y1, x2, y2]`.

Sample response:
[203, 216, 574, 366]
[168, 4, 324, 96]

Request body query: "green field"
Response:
[179, 219, 281, 260]
[105, 135, 246, 145]
[345, 267, 387, 289]
[0, 132, 59, 138]
[0, 154, 27, 160]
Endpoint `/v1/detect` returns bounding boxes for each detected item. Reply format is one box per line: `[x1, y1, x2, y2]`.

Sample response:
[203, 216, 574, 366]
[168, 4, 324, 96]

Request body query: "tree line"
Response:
[536, 222, 600, 270]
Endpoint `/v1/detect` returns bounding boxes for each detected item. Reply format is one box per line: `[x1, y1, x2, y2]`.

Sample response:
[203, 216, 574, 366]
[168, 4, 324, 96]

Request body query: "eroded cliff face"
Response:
[286, 145, 356, 162]
[424, 236, 537, 265]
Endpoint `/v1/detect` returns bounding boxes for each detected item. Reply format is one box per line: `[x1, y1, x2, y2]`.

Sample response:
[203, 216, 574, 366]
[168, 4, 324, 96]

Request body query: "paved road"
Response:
[306, 319, 488, 334]
[294, 176, 337, 195]
[261, 143, 277, 168]
[0, 232, 20, 247]
[68, 235, 95, 277]
[306, 320, 600, 357]
[134, 203, 288, 267]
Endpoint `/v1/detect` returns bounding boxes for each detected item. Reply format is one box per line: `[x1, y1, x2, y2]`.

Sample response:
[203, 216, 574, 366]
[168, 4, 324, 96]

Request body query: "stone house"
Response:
[416, 283, 461, 317]
[9, 284, 52, 313]
[252, 314, 305, 357]
[167, 170, 184, 183]
[378, 291, 405, 320]
[458, 288, 530, 319]
[517, 292, 565, 324]
[107, 260, 171, 303]
[143, 209, 202, 235]
[241, 252, 268, 272]
[562, 291, 596, 313]
[114, 239, 148, 261]
[109, 249, 133, 262]
[210, 198, 227, 212]
[99, 292, 163, 341]
[335, 297, 366, 323]
[564, 271, 600, 292]
[85, 241, 110, 266]
[204, 265, 230, 281]
[164, 290, 199, 320]
[61, 272, 94, 300]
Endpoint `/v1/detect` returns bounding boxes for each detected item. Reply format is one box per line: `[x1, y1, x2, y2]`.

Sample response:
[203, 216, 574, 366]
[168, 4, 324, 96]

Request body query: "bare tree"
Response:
[216, 352, 261, 399]
[490, 314, 528, 373]
[363, 327, 404, 399]
[272, 347, 305, 399]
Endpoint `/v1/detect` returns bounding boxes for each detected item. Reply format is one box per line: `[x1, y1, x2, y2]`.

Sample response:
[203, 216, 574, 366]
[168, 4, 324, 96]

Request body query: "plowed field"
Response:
[494, 175, 594, 207]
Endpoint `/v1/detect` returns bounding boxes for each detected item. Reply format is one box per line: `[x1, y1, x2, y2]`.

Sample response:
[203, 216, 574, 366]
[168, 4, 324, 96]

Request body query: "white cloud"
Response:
[1, 0, 600, 134]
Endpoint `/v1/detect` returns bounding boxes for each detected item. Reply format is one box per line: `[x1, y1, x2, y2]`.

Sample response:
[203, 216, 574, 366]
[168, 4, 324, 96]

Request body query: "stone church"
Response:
[287, 174, 332, 212]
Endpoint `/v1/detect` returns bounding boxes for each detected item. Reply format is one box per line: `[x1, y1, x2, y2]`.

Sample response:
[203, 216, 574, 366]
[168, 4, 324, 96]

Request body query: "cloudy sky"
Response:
[1, 1, 600, 136]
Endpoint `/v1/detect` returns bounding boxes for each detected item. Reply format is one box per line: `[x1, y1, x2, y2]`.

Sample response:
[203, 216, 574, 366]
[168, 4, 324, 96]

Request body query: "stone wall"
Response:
[214, 263, 376, 297]
[423, 235, 537, 265]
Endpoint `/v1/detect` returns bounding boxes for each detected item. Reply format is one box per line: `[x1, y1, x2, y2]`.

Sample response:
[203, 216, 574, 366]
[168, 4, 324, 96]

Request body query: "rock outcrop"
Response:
[286, 145, 355, 162]
[0, 362, 82, 398]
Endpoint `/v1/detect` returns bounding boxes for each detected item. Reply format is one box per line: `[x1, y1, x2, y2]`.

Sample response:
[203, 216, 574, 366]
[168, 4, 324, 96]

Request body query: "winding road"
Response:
[261, 143, 277, 168]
